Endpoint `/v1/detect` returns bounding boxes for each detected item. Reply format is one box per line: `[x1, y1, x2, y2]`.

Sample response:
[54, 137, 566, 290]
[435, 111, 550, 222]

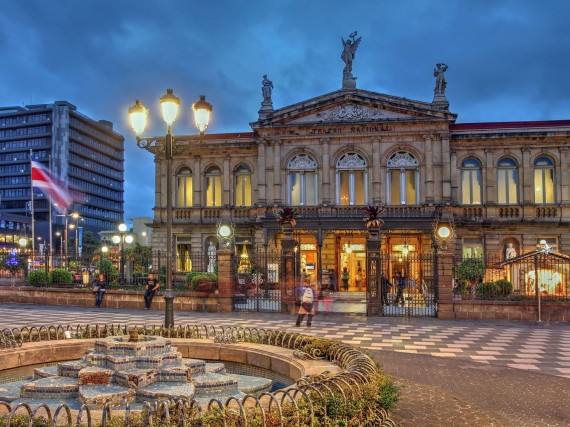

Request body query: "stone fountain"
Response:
[6, 334, 272, 409]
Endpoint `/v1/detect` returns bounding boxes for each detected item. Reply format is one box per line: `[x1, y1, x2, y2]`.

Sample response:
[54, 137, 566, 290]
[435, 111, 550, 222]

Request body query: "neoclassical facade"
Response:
[148, 85, 570, 289]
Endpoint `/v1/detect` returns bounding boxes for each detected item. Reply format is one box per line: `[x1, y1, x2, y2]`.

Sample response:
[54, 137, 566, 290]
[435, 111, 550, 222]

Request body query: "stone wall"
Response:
[439, 301, 570, 322]
[0, 288, 225, 313]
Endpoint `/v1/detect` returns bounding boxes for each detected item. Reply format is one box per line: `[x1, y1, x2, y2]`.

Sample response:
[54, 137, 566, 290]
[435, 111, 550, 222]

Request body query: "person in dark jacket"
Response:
[380, 274, 391, 306]
[144, 273, 160, 310]
[394, 271, 406, 305]
[94, 274, 107, 308]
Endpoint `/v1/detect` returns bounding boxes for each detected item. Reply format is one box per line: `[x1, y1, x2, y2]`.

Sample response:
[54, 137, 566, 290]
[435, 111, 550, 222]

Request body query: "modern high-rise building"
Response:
[0, 101, 124, 244]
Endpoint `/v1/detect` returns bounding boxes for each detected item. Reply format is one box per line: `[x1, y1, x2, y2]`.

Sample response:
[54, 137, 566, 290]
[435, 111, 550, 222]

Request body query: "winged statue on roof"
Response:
[341, 31, 362, 76]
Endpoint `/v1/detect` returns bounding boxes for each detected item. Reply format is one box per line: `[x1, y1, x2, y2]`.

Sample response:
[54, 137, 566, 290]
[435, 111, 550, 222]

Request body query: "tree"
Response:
[456, 258, 486, 298]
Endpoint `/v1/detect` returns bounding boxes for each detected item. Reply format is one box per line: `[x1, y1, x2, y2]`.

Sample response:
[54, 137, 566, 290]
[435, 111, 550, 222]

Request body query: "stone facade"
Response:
[146, 86, 570, 290]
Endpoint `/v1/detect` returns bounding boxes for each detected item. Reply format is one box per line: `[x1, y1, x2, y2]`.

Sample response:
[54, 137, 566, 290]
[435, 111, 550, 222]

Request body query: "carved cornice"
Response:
[316, 104, 386, 122]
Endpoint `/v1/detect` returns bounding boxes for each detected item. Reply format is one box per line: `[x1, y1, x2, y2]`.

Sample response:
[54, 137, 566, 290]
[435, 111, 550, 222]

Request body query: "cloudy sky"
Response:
[1, 0, 569, 222]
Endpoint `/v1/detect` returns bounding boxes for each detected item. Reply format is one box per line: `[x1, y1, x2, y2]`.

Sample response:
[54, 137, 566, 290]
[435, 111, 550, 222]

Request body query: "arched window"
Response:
[497, 157, 518, 204]
[176, 167, 193, 207]
[386, 152, 419, 205]
[287, 154, 318, 206]
[205, 166, 222, 207]
[534, 156, 555, 204]
[235, 165, 252, 206]
[461, 158, 482, 205]
[336, 153, 367, 205]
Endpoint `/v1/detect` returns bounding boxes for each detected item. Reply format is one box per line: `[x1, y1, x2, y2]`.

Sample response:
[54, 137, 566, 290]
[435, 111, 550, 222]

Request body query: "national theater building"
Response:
[147, 39, 570, 291]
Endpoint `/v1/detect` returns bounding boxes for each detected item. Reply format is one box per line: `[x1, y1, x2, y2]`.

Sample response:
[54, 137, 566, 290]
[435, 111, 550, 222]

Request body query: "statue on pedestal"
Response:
[341, 31, 362, 89]
[505, 243, 517, 260]
[433, 63, 448, 95]
[207, 242, 217, 273]
[261, 75, 273, 104]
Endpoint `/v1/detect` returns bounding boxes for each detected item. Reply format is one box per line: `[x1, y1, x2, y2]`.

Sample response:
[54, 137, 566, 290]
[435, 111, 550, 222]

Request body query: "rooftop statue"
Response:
[341, 31, 362, 78]
[262, 74, 273, 104]
[434, 63, 448, 95]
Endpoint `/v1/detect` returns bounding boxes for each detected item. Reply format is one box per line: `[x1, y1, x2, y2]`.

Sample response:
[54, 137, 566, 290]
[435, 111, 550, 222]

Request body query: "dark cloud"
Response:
[1, 0, 568, 220]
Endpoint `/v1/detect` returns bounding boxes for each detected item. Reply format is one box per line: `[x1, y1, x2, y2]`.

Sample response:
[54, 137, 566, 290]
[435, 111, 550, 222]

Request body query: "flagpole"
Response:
[30, 150, 35, 270]
[48, 155, 53, 271]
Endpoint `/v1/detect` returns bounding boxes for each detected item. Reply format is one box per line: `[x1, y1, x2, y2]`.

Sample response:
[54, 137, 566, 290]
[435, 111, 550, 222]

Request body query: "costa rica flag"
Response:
[31, 161, 73, 213]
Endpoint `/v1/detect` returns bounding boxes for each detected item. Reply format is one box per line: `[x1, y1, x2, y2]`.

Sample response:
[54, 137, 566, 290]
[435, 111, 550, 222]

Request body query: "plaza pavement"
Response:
[1, 303, 569, 426]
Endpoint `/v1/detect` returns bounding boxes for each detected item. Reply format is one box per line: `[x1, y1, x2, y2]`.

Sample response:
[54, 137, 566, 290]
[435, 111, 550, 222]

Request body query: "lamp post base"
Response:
[164, 291, 175, 328]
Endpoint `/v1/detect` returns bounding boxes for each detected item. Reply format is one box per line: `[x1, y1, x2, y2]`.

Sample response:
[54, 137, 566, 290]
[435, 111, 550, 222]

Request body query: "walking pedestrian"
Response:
[394, 271, 406, 305]
[341, 267, 350, 291]
[94, 274, 107, 308]
[144, 272, 160, 310]
[295, 283, 315, 327]
[380, 273, 391, 306]
[328, 269, 338, 292]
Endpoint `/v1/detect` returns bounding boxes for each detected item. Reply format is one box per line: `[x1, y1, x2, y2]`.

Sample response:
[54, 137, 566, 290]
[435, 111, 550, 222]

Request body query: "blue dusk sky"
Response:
[1, 0, 569, 223]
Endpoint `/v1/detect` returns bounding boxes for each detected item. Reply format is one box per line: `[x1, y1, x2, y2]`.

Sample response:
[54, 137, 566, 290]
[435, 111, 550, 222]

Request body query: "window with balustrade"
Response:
[336, 153, 367, 205]
[205, 166, 222, 207]
[287, 154, 318, 206]
[460, 158, 482, 205]
[235, 165, 252, 207]
[386, 151, 419, 205]
[176, 167, 193, 207]
[534, 156, 555, 204]
[497, 157, 518, 204]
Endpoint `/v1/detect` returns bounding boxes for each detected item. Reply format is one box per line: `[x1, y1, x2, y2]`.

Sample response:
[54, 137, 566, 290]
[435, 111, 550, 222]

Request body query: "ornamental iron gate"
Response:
[367, 249, 436, 317]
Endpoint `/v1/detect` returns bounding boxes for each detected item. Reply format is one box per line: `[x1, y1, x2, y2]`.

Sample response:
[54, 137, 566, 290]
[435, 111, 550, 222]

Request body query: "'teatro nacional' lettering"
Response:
[308, 125, 394, 135]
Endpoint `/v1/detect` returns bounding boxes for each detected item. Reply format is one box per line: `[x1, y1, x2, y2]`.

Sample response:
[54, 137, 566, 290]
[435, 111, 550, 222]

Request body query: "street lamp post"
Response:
[113, 223, 133, 285]
[100, 244, 108, 275]
[128, 89, 212, 328]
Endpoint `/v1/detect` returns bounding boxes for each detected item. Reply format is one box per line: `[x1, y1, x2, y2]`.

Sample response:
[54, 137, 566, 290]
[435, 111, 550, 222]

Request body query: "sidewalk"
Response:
[1, 304, 569, 426]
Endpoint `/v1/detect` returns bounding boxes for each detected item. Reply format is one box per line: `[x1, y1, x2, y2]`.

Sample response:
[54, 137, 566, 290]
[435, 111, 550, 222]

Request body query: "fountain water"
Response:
[5, 335, 272, 409]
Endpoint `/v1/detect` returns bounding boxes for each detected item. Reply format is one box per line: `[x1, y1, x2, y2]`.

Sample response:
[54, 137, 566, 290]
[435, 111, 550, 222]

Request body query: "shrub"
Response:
[495, 279, 512, 297]
[475, 281, 496, 298]
[188, 273, 218, 292]
[456, 258, 486, 298]
[27, 270, 48, 287]
[49, 268, 72, 286]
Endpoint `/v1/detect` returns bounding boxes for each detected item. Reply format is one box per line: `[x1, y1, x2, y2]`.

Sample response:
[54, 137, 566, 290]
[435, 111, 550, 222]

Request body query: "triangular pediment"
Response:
[251, 88, 456, 129]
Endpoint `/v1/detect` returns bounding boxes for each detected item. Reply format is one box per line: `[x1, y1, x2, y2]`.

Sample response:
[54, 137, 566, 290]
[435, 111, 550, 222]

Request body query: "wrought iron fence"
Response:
[453, 254, 570, 302]
[232, 250, 284, 313]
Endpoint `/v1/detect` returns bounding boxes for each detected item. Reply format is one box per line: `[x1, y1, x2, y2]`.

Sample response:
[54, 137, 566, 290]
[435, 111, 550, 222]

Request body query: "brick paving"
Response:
[1, 303, 569, 426]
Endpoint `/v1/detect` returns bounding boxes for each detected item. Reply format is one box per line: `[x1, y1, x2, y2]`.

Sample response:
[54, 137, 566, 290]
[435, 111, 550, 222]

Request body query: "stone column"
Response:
[281, 232, 297, 314]
[485, 148, 495, 204]
[273, 139, 282, 204]
[450, 150, 458, 202]
[441, 133, 451, 202]
[424, 134, 434, 204]
[366, 230, 382, 316]
[321, 137, 331, 204]
[223, 155, 230, 206]
[521, 147, 532, 204]
[216, 249, 234, 312]
[558, 147, 568, 203]
[257, 139, 267, 206]
[193, 156, 202, 207]
[372, 138, 382, 204]
[435, 248, 455, 320]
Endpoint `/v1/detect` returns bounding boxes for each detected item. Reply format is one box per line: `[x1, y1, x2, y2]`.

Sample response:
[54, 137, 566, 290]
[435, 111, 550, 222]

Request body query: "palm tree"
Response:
[364, 205, 384, 229]
[276, 207, 298, 228]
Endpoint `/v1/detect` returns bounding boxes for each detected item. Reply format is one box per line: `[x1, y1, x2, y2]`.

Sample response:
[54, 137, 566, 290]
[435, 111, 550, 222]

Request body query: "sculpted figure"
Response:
[434, 63, 448, 95]
[207, 241, 217, 273]
[341, 31, 362, 76]
[262, 75, 273, 103]
[505, 243, 517, 259]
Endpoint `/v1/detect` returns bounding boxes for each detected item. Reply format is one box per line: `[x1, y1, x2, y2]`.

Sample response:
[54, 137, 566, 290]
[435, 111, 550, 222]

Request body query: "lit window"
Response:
[235, 165, 252, 207]
[534, 157, 555, 204]
[176, 167, 193, 207]
[462, 237, 483, 258]
[205, 166, 222, 207]
[461, 158, 482, 205]
[497, 158, 518, 204]
[287, 154, 318, 206]
[386, 152, 418, 205]
[336, 153, 367, 205]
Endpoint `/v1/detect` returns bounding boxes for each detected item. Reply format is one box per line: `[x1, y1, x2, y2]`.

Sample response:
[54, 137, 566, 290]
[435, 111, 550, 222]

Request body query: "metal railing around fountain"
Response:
[0, 324, 397, 426]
